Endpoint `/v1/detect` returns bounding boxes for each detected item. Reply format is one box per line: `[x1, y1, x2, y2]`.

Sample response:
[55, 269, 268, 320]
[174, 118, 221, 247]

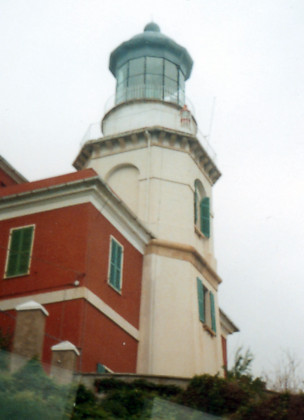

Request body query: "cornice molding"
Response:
[145, 238, 222, 290]
[0, 175, 153, 253]
[0, 287, 139, 340]
[73, 127, 221, 185]
[0, 156, 28, 184]
[220, 309, 239, 336]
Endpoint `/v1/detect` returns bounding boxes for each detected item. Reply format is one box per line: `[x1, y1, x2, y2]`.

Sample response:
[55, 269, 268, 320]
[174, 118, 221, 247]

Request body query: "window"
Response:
[196, 277, 216, 334]
[96, 363, 112, 373]
[108, 237, 123, 292]
[5, 225, 35, 278]
[200, 197, 210, 238]
[115, 57, 185, 106]
[194, 180, 210, 238]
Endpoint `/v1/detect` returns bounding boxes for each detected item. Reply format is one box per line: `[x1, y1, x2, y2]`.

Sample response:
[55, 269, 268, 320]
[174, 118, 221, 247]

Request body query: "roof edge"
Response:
[0, 156, 28, 184]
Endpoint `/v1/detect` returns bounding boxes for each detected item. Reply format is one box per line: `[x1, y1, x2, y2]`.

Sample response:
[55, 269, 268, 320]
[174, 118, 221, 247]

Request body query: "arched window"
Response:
[194, 180, 210, 238]
[106, 164, 140, 214]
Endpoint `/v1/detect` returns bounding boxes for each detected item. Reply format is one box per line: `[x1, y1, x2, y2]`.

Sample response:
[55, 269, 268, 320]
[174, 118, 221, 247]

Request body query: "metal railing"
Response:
[104, 85, 195, 116]
[80, 89, 216, 162]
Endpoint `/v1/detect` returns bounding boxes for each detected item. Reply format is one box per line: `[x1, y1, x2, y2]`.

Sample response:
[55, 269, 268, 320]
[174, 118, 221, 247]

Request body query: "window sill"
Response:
[4, 272, 30, 280]
[203, 324, 216, 337]
[194, 226, 207, 239]
[108, 282, 122, 295]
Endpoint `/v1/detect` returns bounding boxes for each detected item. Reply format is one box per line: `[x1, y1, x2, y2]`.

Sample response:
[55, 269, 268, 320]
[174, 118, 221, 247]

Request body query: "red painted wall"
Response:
[0, 200, 144, 373]
[81, 301, 138, 372]
[0, 204, 89, 299]
[0, 309, 15, 352]
[0, 299, 138, 373]
[222, 335, 227, 372]
[0, 202, 143, 326]
[85, 205, 143, 328]
[0, 168, 18, 187]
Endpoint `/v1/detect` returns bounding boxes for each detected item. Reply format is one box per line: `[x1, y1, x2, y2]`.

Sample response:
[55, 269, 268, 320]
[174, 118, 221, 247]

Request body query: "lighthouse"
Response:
[74, 23, 236, 377]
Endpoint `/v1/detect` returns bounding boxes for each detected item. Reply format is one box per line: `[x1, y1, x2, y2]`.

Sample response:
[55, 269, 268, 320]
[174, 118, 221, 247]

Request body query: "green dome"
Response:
[144, 22, 161, 32]
[109, 23, 193, 80]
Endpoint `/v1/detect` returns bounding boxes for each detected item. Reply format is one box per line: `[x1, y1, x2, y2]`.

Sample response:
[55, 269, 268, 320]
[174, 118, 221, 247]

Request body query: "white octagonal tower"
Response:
[74, 23, 237, 377]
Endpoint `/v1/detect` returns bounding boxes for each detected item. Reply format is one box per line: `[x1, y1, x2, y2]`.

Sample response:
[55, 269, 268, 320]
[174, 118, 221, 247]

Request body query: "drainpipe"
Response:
[144, 130, 151, 223]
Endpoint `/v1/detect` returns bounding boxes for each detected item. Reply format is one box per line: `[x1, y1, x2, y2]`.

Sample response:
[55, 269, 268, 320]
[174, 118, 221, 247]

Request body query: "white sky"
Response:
[1, 0, 304, 378]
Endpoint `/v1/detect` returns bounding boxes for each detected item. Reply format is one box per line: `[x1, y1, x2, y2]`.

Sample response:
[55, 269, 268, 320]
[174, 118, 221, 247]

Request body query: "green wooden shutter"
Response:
[200, 197, 210, 238]
[115, 244, 122, 290]
[6, 226, 34, 277]
[96, 363, 106, 373]
[196, 277, 205, 323]
[19, 227, 34, 274]
[6, 229, 22, 277]
[210, 291, 216, 333]
[194, 184, 198, 224]
[109, 238, 122, 291]
[109, 239, 117, 287]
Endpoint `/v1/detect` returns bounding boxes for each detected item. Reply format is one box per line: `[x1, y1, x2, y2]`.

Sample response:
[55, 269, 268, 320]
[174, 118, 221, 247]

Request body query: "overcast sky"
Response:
[1, 0, 304, 379]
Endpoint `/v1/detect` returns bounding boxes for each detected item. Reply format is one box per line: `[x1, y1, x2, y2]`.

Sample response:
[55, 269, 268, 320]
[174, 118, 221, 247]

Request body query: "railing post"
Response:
[10, 300, 49, 372]
[51, 341, 80, 384]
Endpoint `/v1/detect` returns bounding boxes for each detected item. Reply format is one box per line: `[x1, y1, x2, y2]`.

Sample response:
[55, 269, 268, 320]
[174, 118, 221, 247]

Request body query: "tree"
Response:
[227, 346, 254, 379]
[263, 350, 304, 393]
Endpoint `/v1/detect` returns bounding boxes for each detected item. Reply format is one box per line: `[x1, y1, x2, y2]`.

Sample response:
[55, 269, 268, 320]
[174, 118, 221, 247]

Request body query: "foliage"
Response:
[178, 374, 250, 416]
[94, 377, 181, 397]
[3, 357, 304, 419]
[227, 347, 254, 380]
[176, 348, 265, 417]
[0, 327, 12, 371]
[232, 392, 304, 420]
[74, 373, 304, 419]
[72, 384, 111, 419]
[0, 358, 75, 420]
[12, 357, 60, 397]
[262, 350, 304, 393]
[85, 378, 182, 419]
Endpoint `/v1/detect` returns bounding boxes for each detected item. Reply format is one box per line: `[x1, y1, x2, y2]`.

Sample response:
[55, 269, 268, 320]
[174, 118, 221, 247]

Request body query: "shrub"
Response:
[178, 374, 250, 416]
[233, 392, 304, 420]
[0, 358, 75, 419]
[94, 377, 180, 397]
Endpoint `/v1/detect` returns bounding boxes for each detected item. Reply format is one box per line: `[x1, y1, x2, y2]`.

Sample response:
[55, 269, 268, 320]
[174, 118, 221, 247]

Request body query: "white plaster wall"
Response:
[137, 254, 223, 377]
[106, 164, 140, 214]
[82, 112, 223, 377]
[102, 102, 197, 136]
[87, 143, 215, 260]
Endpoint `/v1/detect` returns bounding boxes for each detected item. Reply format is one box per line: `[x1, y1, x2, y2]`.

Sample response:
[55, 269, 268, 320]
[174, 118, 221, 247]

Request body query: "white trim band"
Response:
[0, 287, 139, 340]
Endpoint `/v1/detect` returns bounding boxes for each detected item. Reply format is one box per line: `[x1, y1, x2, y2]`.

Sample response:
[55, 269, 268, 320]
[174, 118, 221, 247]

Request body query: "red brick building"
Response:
[0, 24, 238, 378]
[0, 164, 152, 373]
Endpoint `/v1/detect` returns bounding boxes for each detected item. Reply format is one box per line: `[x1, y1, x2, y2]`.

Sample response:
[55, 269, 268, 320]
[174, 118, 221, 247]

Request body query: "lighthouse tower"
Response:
[74, 23, 231, 377]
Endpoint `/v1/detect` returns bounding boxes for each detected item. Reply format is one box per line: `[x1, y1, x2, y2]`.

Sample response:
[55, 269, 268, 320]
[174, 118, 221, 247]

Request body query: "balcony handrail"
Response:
[103, 85, 196, 116]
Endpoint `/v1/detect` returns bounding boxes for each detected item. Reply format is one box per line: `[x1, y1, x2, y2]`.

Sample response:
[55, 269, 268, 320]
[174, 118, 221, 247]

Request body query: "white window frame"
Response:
[197, 277, 217, 336]
[194, 180, 210, 239]
[4, 224, 36, 279]
[107, 235, 124, 294]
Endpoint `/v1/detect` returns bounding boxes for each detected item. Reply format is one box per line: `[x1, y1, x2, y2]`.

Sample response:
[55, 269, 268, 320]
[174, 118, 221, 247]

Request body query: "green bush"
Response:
[3, 361, 304, 419]
[178, 374, 250, 416]
[0, 358, 75, 420]
[233, 392, 304, 420]
[93, 378, 178, 419]
[101, 389, 148, 418]
[94, 377, 180, 397]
